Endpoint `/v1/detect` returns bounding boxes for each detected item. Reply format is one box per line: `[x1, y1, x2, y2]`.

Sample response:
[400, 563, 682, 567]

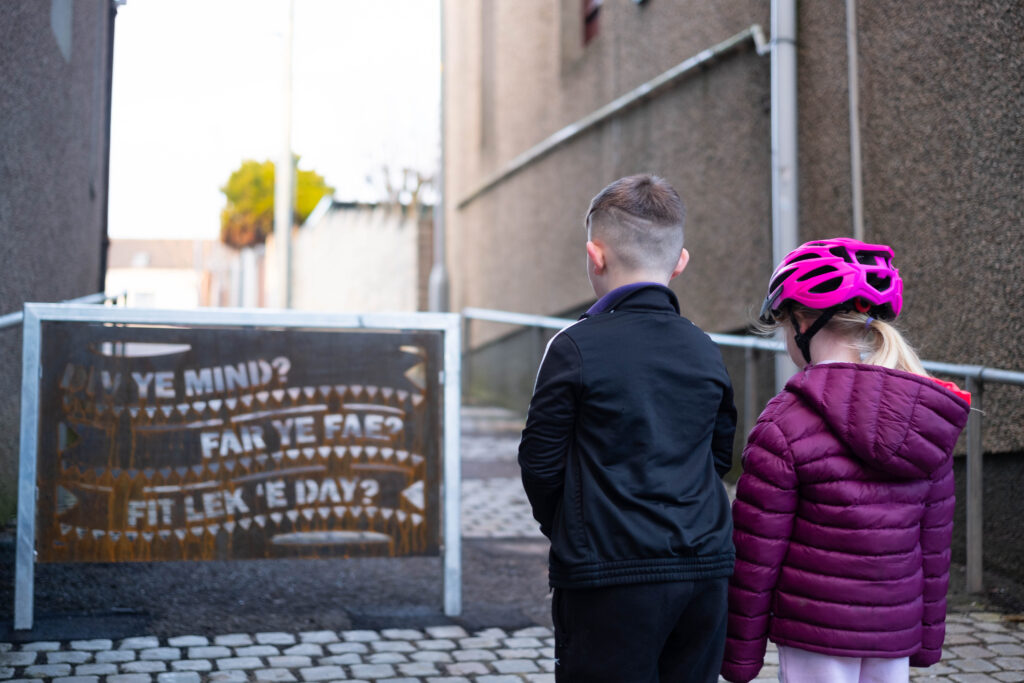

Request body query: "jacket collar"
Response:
[580, 283, 680, 319]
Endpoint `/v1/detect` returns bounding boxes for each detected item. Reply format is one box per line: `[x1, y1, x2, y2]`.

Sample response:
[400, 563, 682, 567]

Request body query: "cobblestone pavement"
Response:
[2, 411, 1022, 682]
[1, 613, 1024, 682]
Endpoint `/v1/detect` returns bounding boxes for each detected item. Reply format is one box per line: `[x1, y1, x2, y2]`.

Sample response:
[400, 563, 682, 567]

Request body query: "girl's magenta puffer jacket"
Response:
[721, 363, 971, 683]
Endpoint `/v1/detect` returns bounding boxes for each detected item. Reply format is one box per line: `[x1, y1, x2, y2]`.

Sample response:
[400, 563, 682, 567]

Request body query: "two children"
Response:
[519, 175, 969, 682]
[518, 174, 738, 682]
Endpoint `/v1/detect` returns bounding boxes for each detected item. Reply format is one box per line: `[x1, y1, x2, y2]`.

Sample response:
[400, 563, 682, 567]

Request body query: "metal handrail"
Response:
[0, 291, 124, 330]
[462, 306, 1024, 594]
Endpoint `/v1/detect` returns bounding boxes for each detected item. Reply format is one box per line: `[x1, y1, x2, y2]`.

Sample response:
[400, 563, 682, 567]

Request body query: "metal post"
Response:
[15, 307, 42, 629]
[273, 0, 295, 309]
[428, 0, 449, 313]
[442, 317, 462, 615]
[965, 376, 984, 594]
[462, 316, 472, 400]
[531, 325, 545, 367]
[743, 346, 758, 439]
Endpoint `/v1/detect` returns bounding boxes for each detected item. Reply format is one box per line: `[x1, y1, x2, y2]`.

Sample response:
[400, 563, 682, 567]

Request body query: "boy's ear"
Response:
[586, 240, 606, 274]
[669, 248, 690, 280]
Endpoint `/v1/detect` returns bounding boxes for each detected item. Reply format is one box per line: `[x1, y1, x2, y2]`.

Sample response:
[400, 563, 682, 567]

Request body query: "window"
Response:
[583, 0, 602, 45]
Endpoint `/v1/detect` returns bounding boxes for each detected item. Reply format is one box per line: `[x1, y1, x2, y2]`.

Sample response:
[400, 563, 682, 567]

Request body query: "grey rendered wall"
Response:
[0, 1, 114, 520]
[444, 0, 1023, 451]
[445, 0, 772, 339]
[797, 1, 1024, 451]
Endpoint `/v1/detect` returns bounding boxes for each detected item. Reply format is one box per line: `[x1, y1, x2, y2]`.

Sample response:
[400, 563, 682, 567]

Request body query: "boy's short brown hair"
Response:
[585, 174, 686, 274]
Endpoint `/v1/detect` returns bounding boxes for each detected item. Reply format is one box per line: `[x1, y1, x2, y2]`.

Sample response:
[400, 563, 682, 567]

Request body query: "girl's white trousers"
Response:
[777, 645, 910, 683]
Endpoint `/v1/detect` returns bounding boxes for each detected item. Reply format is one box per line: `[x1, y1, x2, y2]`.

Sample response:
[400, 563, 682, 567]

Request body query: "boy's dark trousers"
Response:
[552, 577, 728, 683]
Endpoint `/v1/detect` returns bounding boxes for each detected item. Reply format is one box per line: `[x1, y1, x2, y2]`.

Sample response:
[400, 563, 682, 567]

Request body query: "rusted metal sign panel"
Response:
[33, 320, 443, 563]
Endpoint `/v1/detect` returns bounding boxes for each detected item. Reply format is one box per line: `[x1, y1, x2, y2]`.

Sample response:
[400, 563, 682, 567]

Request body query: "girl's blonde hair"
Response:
[758, 305, 928, 376]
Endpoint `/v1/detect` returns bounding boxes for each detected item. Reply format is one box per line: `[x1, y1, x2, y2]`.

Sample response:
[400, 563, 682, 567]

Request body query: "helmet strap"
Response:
[793, 308, 839, 365]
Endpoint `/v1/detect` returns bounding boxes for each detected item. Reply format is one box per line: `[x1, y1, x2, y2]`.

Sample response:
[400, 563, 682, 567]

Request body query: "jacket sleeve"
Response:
[517, 332, 581, 538]
[911, 457, 955, 668]
[721, 419, 798, 683]
[712, 378, 738, 478]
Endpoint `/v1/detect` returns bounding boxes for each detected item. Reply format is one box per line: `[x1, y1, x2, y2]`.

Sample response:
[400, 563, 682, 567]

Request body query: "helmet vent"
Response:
[856, 250, 889, 265]
[808, 277, 843, 294]
[769, 272, 790, 293]
[829, 246, 853, 263]
[796, 265, 835, 282]
[867, 273, 892, 291]
[788, 253, 818, 263]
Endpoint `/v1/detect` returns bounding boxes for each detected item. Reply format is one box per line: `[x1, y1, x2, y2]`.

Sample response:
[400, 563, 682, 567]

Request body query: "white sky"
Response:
[108, 0, 440, 240]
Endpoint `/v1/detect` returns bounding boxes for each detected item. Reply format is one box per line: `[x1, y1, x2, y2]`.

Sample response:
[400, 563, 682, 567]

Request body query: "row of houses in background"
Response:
[106, 199, 433, 313]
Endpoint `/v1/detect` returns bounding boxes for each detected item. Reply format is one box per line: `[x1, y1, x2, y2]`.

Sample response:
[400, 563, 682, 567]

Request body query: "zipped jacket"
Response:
[518, 285, 737, 588]
[722, 363, 971, 682]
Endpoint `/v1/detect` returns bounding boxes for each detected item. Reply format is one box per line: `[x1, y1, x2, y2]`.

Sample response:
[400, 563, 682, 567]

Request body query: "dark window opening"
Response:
[583, 0, 602, 45]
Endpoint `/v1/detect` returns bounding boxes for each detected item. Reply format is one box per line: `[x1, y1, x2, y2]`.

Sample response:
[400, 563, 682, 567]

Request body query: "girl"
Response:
[721, 238, 971, 683]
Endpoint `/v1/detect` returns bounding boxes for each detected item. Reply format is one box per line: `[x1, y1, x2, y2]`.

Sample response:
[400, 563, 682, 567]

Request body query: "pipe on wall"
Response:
[846, 0, 865, 241]
[771, 0, 801, 389]
[98, 2, 119, 294]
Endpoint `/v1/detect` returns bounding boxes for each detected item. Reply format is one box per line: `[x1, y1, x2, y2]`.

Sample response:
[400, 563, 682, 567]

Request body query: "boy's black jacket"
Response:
[518, 284, 737, 588]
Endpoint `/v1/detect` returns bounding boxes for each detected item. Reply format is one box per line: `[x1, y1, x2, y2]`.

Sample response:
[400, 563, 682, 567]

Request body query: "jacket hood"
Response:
[785, 363, 971, 478]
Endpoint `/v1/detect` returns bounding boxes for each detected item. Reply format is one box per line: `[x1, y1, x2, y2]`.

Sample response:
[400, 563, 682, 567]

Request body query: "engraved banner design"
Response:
[35, 322, 442, 562]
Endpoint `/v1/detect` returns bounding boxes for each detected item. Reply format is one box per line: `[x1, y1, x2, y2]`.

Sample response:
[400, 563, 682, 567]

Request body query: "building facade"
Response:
[105, 239, 239, 309]
[442, 0, 1023, 446]
[266, 199, 434, 314]
[442, 0, 1023, 591]
[0, 0, 118, 522]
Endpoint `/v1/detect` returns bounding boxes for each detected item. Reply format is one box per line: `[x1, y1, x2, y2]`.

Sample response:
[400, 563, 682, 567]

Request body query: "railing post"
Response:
[462, 316, 472, 400]
[531, 325, 544, 366]
[743, 346, 758, 439]
[965, 375, 984, 594]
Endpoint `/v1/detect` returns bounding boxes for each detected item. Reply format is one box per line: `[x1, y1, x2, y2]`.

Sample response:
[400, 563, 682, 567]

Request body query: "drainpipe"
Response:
[845, 0, 865, 241]
[98, 2, 118, 294]
[428, 0, 449, 312]
[771, 0, 800, 389]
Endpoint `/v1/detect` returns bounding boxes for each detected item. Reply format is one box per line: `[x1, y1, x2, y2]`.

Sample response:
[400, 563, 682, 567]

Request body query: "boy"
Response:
[518, 174, 737, 682]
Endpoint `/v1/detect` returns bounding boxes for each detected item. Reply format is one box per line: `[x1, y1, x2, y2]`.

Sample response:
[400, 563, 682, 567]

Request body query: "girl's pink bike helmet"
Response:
[760, 237, 904, 364]
[759, 237, 904, 323]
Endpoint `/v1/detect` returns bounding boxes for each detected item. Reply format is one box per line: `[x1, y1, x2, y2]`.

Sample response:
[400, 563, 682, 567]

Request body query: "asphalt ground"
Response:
[0, 415, 1021, 640]
[0, 419, 548, 642]
[0, 409, 1022, 682]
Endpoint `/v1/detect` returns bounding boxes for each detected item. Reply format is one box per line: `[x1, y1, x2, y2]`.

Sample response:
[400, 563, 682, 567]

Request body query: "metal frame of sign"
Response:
[15, 303, 462, 630]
